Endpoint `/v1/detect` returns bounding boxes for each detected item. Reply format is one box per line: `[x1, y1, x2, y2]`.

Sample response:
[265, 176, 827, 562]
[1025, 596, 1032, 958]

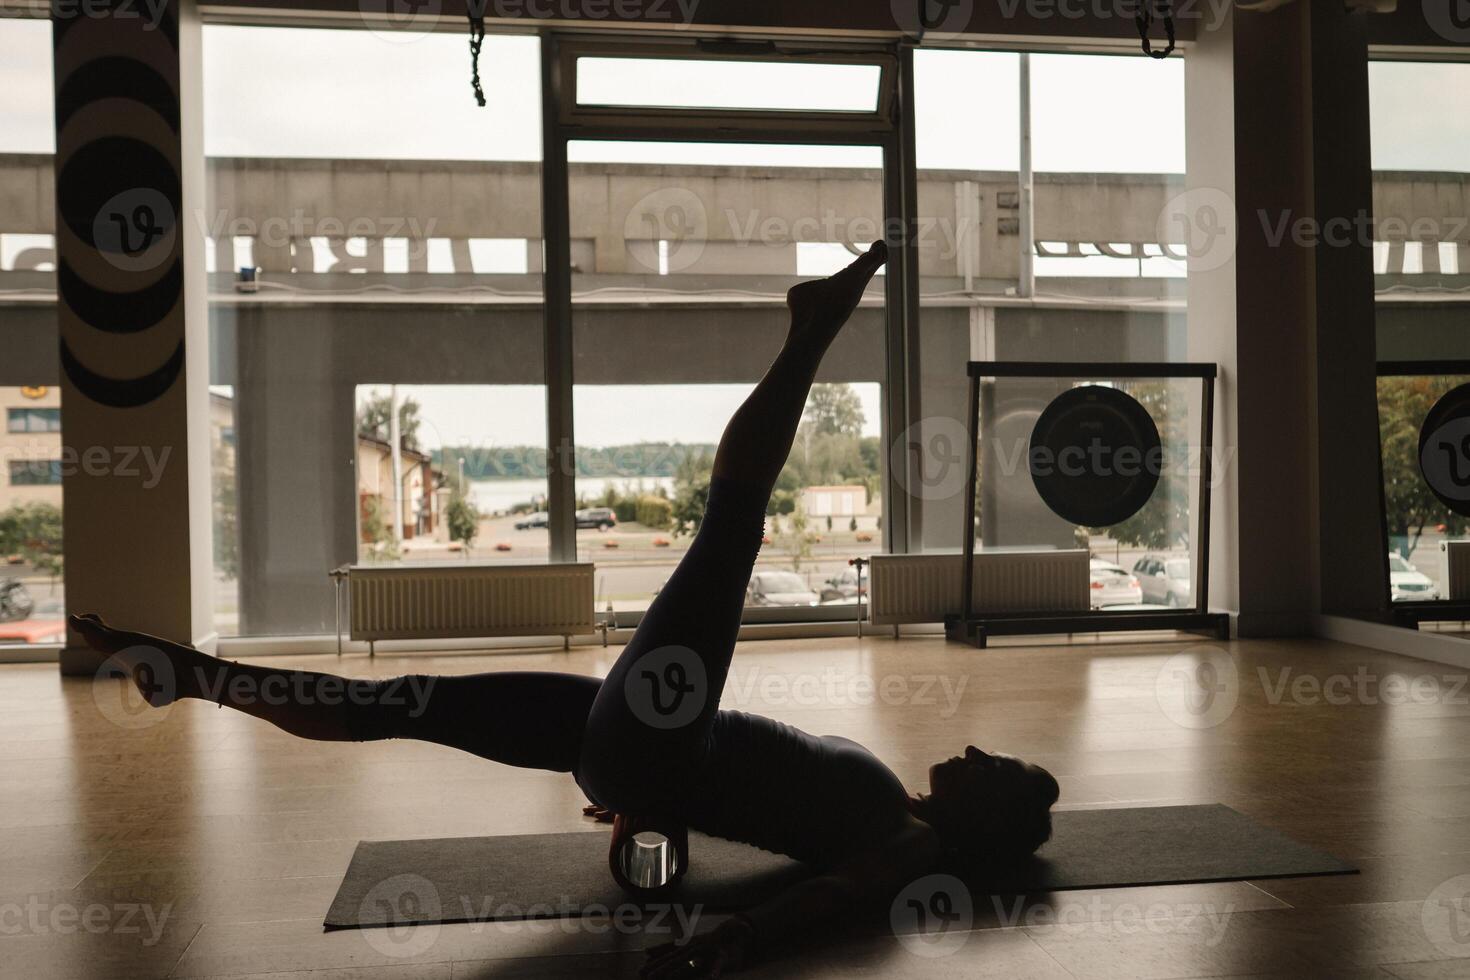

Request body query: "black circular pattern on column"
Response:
[56, 57, 180, 134]
[54, 5, 185, 408]
[1419, 382, 1470, 518]
[1028, 385, 1163, 527]
[58, 260, 183, 334]
[61, 339, 185, 409]
[57, 138, 180, 250]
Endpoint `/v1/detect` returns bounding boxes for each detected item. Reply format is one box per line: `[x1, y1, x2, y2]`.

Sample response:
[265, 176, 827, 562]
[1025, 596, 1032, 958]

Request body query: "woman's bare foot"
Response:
[71, 613, 199, 707]
[785, 239, 888, 349]
[70, 613, 145, 656]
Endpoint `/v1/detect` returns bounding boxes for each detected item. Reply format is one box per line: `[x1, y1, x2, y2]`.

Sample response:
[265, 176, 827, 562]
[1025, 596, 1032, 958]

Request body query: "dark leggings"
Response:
[352, 476, 769, 813]
[266, 244, 886, 810]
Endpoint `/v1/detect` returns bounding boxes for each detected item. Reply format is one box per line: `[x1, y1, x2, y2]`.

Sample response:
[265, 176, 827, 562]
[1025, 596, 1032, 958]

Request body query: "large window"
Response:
[204, 26, 545, 636]
[194, 26, 1214, 639]
[1370, 60, 1470, 611]
[352, 384, 548, 565]
[0, 20, 65, 647]
[912, 49, 1195, 610]
[564, 125, 889, 616]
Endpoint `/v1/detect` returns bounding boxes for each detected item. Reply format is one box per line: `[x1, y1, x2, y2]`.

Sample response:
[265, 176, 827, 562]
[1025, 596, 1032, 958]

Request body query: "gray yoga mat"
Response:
[324, 803, 1354, 929]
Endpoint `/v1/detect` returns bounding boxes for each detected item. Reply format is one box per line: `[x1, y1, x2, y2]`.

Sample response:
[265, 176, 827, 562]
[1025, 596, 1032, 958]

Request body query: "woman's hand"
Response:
[640, 917, 755, 979]
[582, 802, 616, 824]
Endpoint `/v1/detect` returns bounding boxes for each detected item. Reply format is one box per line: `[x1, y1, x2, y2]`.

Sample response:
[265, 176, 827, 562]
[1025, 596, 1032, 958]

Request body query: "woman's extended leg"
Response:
[576, 241, 887, 811]
[72, 613, 599, 772]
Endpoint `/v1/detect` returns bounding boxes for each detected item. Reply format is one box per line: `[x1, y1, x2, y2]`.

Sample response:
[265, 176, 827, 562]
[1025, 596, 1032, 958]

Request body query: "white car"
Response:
[1089, 559, 1142, 609]
[1389, 552, 1437, 601]
[747, 571, 821, 607]
[1133, 555, 1192, 608]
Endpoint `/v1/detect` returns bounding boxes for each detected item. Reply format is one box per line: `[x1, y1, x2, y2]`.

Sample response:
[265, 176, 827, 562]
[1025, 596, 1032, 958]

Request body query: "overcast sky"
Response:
[3, 21, 1466, 449]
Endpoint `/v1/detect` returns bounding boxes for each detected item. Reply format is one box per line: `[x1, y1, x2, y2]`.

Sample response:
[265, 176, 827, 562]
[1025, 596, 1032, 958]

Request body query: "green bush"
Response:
[447, 492, 481, 549]
[636, 495, 673, 530]
[613, 497, 641, 523]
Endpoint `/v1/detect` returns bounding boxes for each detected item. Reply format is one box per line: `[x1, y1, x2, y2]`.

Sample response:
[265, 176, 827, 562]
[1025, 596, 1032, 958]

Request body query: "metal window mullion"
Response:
[880, 44, 920, 557]
[542, 34, 577, 564]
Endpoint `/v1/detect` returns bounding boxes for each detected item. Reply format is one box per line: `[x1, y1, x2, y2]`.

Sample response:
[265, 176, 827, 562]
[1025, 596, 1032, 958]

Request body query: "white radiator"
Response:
[345, 563, 596, 642]
[1440, 541, 1470, 601]
[868, 551, 1090, 625]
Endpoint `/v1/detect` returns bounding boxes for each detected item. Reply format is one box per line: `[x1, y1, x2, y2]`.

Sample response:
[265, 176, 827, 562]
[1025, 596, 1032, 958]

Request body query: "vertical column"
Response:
[1187, 5, 1319, 634]
[54, 0, 213, 671]
[540, 35, 577, 563]
[1184, 8, 1242, 621]
[1307, 4, 1391, 619]
[1187, 4, 1387, 634]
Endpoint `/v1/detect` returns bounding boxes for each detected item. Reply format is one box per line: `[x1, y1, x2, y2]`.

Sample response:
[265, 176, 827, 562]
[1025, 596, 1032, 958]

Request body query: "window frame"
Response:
[540, 32, 920, 577]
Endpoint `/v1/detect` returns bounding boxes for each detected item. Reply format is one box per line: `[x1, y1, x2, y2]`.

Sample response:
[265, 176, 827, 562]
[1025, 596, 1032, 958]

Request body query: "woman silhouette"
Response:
[74, 240, 1058, 978]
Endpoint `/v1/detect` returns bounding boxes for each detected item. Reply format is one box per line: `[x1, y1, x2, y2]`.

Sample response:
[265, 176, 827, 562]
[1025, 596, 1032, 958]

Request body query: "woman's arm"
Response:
[641, 815, 942, 979]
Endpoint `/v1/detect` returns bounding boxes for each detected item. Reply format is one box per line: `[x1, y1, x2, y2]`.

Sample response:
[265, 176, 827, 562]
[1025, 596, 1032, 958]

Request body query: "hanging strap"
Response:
[468, 3, 487, 107]
[1136, 0, 1177, 59]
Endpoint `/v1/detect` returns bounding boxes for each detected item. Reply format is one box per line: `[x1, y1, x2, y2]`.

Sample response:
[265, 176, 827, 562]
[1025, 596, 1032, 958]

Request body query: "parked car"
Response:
[1133, 555, 1192, 607]
[1089, 559, 1142, 609]
[747, 571, 820, 607]
[1389, 552, 1437, 601]
[0, 579, 34, 623]
[575, 507, 618, 530]
[0, 619, 64, 644]
[820, 567, 867, 604]
[514, 511, 548, 530]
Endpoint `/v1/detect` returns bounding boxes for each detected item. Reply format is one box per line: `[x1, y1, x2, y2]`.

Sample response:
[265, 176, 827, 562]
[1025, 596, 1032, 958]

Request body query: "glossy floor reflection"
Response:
[5, 635, 1470, 978]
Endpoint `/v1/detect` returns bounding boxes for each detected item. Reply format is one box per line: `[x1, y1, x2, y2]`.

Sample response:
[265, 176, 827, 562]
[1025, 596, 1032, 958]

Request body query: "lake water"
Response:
[469, 476, 677, 514]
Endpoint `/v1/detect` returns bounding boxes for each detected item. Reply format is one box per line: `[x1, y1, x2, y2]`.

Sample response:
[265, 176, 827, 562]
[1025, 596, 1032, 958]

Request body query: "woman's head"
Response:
[913, 745, 1059, 872]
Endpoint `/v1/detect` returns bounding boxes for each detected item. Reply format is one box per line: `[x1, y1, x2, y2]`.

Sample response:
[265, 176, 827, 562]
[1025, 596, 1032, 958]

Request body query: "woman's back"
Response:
[680, 709, 912, 866]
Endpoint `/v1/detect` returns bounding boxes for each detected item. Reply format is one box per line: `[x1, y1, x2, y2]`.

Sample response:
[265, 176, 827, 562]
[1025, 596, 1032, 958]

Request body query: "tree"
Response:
[778, 501, 817, 570]
[1089, 383, 1190, 551]
[0, 502, 63, 581]
[446, 491, 480, 554]
[670, 450, 714, 537]
[360, 496, 399, 562]
[357, 391, 423, 450]
[804, 383, 865, 437]
[1379, 376, 1470, 558]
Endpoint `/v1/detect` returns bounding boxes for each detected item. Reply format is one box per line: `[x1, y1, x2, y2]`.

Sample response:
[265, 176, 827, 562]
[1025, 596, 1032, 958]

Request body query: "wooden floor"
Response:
[6, 633, 1470, 979]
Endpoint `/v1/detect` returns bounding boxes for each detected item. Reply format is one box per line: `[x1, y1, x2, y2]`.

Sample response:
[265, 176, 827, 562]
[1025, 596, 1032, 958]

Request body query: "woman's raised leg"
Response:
[576, 241, 888, 811]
